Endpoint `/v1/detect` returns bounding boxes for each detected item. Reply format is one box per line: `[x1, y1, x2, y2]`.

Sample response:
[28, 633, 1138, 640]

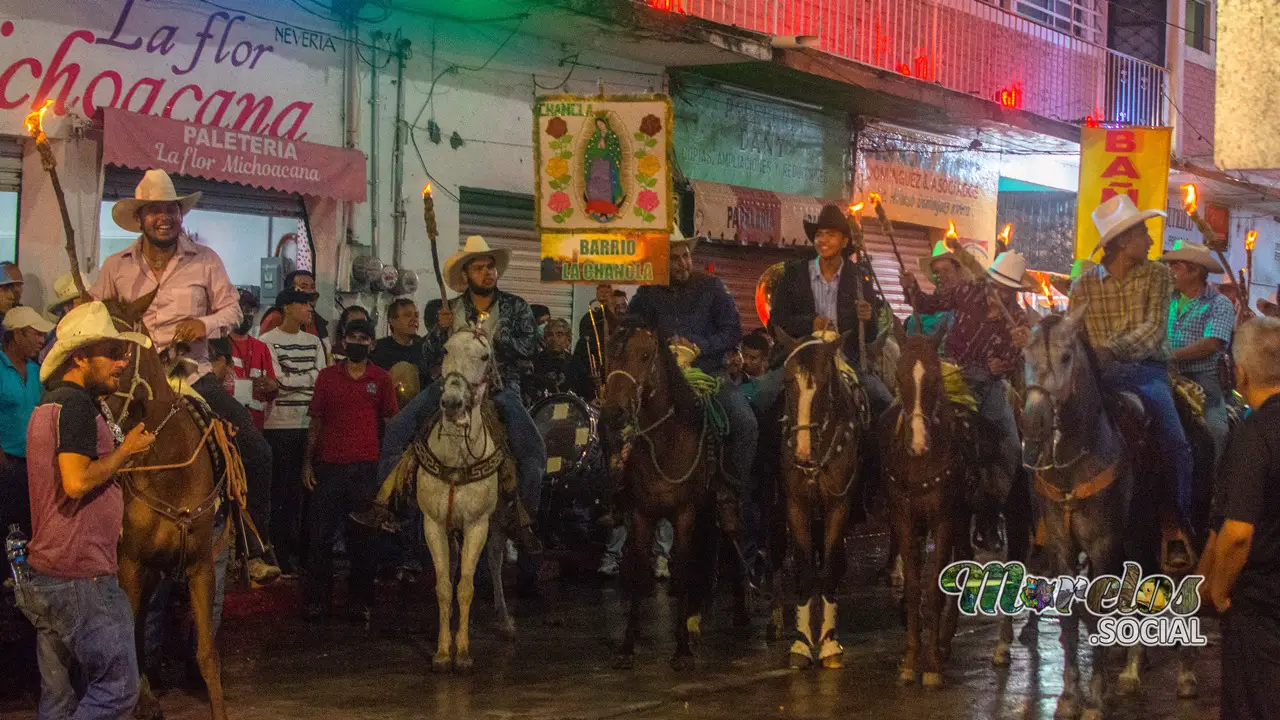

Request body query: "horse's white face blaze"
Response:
[909, 360, 928, 455]
[795, 368, 816, 462]
[440, 330, 492, 425]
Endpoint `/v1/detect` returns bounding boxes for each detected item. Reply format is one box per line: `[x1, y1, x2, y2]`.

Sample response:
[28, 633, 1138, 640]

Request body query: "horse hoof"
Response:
[1177, 673, 1198, 699]
[612, 654, 635, 670]
[432, 655, 452, 674]
[1080, 709, 1102, 720]
[922, 672, 943, 689]
[1054, 698, 1080, 720]
[821, 654, 844, 670]
[671, 654, 696, 671]
[992, 643, 1012, 667]
[454, 653, 474, 673]
[497, 618, 517, 641]
[789, 652, 813, 670]
[897, 667, 916, 685]
[1116, 672, 1141, 696]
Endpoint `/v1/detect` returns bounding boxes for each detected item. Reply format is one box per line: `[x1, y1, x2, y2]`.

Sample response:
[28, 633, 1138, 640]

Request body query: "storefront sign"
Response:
[691, 180, 823, 247]
[540, 232, 669, 285]
[672, 81, 846, 199]
[855, 123, 1000, 258]
[101, 108, 366, 201]
[1074, 127, 1171, 261]
[0, 0, 341, 142]
[533, 94, 673, 234]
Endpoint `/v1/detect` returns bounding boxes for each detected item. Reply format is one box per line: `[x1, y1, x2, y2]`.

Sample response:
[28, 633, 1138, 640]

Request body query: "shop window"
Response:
[1186, 0, 1210, 52]
[0, 191, 16, 263]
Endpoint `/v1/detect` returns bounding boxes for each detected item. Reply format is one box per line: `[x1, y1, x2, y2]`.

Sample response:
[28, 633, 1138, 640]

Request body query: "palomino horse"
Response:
[405, 327, 514, 673]
[103, 292, 227, 720]
[599, 320, 741, 669]
[770, 329, 866, 669]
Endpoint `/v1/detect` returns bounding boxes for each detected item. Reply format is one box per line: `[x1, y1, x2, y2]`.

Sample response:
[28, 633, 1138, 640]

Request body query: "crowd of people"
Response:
[3, 167, 1280, 719]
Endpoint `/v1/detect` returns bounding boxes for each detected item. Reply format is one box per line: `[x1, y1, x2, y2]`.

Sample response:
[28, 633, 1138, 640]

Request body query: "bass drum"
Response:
[529, 393, 610, 541]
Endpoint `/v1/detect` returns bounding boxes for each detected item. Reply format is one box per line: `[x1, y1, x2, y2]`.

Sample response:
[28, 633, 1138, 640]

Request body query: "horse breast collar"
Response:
[1033, 462, 1120, 534]
[413, 433, 505, 486]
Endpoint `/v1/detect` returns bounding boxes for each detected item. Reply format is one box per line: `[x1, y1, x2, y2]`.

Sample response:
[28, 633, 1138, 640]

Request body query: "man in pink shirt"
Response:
[90, 169, 279, 584]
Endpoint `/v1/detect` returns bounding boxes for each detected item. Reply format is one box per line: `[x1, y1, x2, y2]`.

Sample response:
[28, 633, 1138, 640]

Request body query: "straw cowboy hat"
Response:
[918, 241, 992, 280]
[111, 169, 202, 233]
[670, 227, 698, 253]
[803, 204, 853, 243]
[40, 301, 151, 382]
[986, 251, 1033, 291]
[1159, 239, 1224, 274]
[1091, 195, 1166, 254]
[47, 272, 91, 313]
[444, 235, 511, 293]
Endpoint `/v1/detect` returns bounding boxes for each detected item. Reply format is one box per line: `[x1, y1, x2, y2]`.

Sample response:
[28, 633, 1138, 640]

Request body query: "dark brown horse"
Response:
[102, 292, 227, 720]
[770, 329, 865, 669]
[599, 320, 743, 669]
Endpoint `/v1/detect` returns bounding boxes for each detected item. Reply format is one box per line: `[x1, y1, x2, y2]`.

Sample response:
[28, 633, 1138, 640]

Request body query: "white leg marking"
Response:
[819, 595, 843, 660]
[791, 597, 815, 658]
[910, 360, 927, 455]
[795, 370, 816, 461]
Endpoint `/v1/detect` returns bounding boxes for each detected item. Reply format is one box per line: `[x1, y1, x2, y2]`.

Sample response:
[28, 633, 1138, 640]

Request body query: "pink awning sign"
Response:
[100, 108, 367, 202]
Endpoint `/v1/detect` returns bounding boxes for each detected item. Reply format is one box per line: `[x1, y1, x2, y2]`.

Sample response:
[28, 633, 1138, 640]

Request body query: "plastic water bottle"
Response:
[5, 524, 30, 585]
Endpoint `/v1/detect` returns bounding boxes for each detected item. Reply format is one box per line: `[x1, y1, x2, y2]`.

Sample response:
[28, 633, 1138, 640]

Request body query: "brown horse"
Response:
[101, 292, 227, 720]
[769, 329, 865, 669]
[599, 320, 742, 669]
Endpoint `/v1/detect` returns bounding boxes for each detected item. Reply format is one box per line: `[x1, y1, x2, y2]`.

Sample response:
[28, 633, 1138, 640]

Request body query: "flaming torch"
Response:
[944, 220, 960, 251]
[422, 183, 449, 305]
[1246, 229, 1258, 298]
[997, 223, 1013, 254]
[24, 100, 87, 298]
[847, 201, 866, 252]
[1181, 183, 1236, 281]
[1038, 274, 1056, 313]
[868, 192, 907, 272]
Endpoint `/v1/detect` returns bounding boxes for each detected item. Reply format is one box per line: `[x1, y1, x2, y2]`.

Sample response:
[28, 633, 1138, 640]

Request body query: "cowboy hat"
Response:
[47, 272, 91, 313]
[986, 251, 1033, 290]
[2, 305, 54, 334]
[918, 241, 991, 281]
[1091, 195, 1166, 253]
[111, 169, 202, 233]
[444, 235, 511, 293]
[803, 204, 853, 244]
[1159, 239, 1224, 274]
[669, 227, 698, 253]
[40, 301, 151, 383]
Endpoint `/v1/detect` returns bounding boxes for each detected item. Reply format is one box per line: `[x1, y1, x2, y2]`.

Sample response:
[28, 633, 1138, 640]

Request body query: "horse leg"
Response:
[614, 511, 654, 669]
[453, 518, 490, 673]
[422, 516, 453, 673]
[1117, 642, 1144, 696]
[941, 506, 971, 664]
[669, 507, 697, 670]
[1177, 642, 1199, 699]
[187, 558, 226, 720]
[685, 504, 717, 646]
[896, 508, 921, 685]
[818, 502, 848, 670]
[119, 554, 162, 720]
[766, 483, 788, 642]
[486, 524, 516, 640]
[786, 496, 815, 669]
[921, 510, 954, 690]
[1079, 607, 1106, 720]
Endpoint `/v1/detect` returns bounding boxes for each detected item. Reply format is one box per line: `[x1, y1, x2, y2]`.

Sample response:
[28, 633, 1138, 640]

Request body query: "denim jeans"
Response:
[15, 572, 139, 720]
[1101, 361, 1194, 529]
[142, 516, 229, 668]
[603, 521, 673, 564]
[380, 379, 546, 518]
[1182, 368, 1228, 463]
[714, 375, 758, 502]
[962, 370, 1020, 484]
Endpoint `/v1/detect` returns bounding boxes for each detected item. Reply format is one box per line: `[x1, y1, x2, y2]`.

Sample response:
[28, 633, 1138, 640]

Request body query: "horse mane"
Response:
[609, 318, 700, 417]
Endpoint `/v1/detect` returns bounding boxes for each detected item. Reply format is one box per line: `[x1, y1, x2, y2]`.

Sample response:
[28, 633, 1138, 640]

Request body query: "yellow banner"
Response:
[540, 232, 669, 285]
[1074, 127, 1172, 262]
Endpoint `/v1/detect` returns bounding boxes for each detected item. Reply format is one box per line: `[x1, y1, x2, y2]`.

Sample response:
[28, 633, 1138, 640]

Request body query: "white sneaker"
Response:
[598, 555, 620, 577]
[506, 539, 518, 565]
[653, 556, 670, 580]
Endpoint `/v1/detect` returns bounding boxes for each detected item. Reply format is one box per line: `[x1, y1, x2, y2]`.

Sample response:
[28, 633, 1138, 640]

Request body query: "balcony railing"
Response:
[655, 0, 1167, 126]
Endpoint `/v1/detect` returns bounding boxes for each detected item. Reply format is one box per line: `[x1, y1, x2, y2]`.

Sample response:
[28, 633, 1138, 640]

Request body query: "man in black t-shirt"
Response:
[371, 298, 426, 392]
[1199, 316, 1280, 720]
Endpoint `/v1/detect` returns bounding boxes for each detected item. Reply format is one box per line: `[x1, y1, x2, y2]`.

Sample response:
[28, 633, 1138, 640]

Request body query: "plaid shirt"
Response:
[1168, 284, 1235, 375]
[1068, 261, 1171, 363]
[910, 279, 1027, 378]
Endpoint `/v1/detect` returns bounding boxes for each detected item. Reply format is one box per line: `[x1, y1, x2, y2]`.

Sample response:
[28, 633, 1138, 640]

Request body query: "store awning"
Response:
[691, 180, 827, 247]
[98, 108, 367, 203]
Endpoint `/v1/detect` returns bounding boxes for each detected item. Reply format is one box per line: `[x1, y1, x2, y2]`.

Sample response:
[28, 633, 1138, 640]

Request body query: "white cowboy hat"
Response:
[986, 251, 1033, 290]
[111, 169, 202, 233]
[1159, 239, 1224, 274]
[40, 301, 151, 382]
[918, 241, 990, 280]
[670, 227, 698, 253]
[47, 272, 91, 313]
[444, 235, 511, 293]
[2, 305, 54, 334]
[1091, 195, 1166, 253]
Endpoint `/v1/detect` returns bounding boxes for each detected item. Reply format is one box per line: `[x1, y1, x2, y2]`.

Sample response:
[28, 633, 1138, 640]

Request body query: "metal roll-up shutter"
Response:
[863, 223, 932, 316]
[458, 187, 573, 324]
[103, 165, 302, 217]
[0, 136, 21, 191]
[694, 242, 810, 333]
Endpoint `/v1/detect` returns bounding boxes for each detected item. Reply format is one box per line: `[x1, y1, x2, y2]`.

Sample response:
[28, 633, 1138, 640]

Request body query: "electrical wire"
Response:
[409, 129, 460, 203]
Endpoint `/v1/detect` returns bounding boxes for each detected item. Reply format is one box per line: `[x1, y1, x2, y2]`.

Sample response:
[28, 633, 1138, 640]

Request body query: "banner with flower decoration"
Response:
[533, 94, 673, 234]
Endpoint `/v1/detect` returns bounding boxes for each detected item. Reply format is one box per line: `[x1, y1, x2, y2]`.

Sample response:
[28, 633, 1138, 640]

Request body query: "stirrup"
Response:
[1160, 534, 1196, 574]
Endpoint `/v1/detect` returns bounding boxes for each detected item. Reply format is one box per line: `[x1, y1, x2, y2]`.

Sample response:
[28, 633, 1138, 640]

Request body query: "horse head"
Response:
[1023, 300, 1098, 467]
[439, 326, 495, 427]
[98, 289, 176, 423]
[777, 326, 852, 464]
[892, 320, 946, 457]
[600, 319, 691, 431]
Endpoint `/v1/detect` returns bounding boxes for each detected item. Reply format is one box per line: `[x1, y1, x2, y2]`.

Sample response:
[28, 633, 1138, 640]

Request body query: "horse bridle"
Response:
[438, 326, 503, 461]
[1022, 374, 1088, 471]
[781, 342, 861, 495]
[99, 315, 181, 443]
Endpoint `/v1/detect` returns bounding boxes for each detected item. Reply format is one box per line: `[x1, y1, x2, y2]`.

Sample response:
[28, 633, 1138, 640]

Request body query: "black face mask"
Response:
[345, 343, 370, 363]
[234, 315, 254, 335]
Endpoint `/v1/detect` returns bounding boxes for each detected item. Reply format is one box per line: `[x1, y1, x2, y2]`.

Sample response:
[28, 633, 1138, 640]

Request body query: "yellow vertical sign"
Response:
[1074, 127, 1172, 262]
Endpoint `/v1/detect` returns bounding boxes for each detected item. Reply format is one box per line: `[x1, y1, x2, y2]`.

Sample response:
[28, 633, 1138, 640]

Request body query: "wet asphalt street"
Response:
[0, 529, 1223, 720]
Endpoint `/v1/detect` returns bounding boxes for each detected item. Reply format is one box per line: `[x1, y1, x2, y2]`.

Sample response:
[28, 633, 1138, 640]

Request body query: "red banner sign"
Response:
[101, 107, 366, 201]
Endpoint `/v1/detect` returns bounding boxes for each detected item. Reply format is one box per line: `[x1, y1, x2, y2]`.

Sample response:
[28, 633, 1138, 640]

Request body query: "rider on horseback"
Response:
[358, 236, 546, 592]
[1071, 195, 1197, 570]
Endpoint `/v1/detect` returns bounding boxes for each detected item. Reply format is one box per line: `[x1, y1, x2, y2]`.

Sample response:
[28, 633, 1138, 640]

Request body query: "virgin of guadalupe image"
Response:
[582, 115, 625, 223]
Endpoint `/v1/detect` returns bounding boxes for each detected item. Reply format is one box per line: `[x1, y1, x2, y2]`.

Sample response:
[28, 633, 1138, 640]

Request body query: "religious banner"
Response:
[540, 232, 669, 285]
[1074, 127, 1172, 261]
[855, 123, 1000, 260]
[534, 94, 673, 234]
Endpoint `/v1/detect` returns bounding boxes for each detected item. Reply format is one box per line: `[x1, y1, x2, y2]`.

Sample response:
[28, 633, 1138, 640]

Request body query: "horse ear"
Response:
[772, 324, 800, 354]
[1065, 298, 1090, 330]
[125, 288, 158, 324]
[891, 318, 907, 346]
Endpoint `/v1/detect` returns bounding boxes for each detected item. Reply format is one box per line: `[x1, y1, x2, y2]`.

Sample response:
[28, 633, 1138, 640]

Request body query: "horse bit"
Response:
[1021, 379, 1087, 471]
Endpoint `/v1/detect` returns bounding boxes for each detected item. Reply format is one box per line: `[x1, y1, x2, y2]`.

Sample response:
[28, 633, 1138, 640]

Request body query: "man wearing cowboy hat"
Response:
[17, 301, 156, 718]
[366, 235, 546, 595]
[1162, 239, 1235, 460]
[1072, 194, 1196, 570]
[0, 307, 53, 537]
[906, 241, 993, 338]
[90, 169, 280, 584]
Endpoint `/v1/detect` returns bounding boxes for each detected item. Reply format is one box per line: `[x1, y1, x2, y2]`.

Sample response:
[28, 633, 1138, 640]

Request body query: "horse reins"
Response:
[781, 343, 863, 497]
[1022, 381, 1089, 471]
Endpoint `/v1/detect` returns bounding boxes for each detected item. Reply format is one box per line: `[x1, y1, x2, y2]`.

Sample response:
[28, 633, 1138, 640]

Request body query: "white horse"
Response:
[415, 327, 515, 672]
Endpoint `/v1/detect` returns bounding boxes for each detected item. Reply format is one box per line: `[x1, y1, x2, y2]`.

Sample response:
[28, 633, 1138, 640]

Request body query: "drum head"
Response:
[531, 393, 598, 479]
[389, 362, 421, 405]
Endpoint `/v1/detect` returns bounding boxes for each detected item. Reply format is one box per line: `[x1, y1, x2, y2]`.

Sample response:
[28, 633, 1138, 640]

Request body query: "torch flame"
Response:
[23, 99, 53, 139]
[1040, 276, 1054, 302]
[422, 182, 433, 197]
[1181, 184, 1198, 215]
[848, 201, 864, 215]
[944, 220, 958, 240]
[1246, 230, 1258, 251]
[868, 192, 883, 207]
[998, 223, 1012, 245]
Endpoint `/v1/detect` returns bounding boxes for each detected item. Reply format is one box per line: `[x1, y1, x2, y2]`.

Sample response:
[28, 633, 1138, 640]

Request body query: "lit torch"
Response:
[422, 183, 449, 305]
[1181, 183, 1236, 281]
[1039, 275, 1056, 312]
[847, 201, 866, 252]
[997, 223, 1013, 254]
[1246, 229, 1258, 298]
[944, 220, 959, 251]
[24, 100, 87, 298]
